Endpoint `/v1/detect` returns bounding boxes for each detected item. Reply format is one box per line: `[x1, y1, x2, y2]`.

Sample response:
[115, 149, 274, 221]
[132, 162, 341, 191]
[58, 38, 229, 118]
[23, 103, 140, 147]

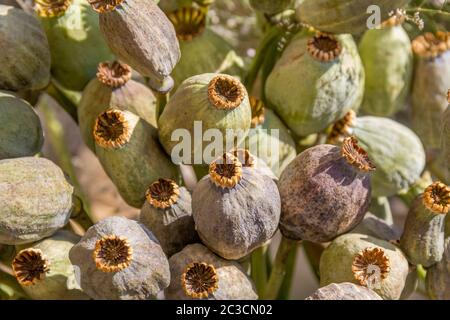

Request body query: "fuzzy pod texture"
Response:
[350, 212, 400, 242]
[0, 157, 73, 245]
[279, 140, 373, 243]
[400, 182, 449, 267]
[0, 91, 44, 160]
[158, 73, 251, 165]
[78, 61, 157, 152]
[69, 216, 170, 300]
[329, 113, 426, 197]
[266, 31, 364, 137]
[359, 22, 413, 116]
[139, 179, 197, 256]
[320, 233, 409, 300]
[305, 282, 382, 300]
[165, 244, 258, 300]
[296, 0, 411, 35]
[0, 5, 51, 91]
[14, 231, 89, 300]
[426, 238, 450, 300]
[93, 109, 179, 208]
[192, 154, 281, 260]
[92, 0, 180, 93]
[250, 0, 294, 15]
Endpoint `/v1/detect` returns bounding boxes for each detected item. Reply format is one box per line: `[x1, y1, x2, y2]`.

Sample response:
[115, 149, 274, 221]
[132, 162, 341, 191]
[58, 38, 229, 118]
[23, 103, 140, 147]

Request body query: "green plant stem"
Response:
[407, 7, 450, 17]
[262, 237, 298, 300]
[302, 241, 325, 281]
[369, 197, 394, 225]
[417, 264, 427, 281]
[156, 92, 169, 120]
[276, 242, 298, 300]
[251, 245, 268, 297]
[45, 82, 79, 124]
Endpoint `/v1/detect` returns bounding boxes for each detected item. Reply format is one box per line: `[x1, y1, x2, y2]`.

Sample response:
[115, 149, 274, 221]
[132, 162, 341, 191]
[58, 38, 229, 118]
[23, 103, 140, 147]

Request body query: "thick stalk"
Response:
[369, 197, 394, 225]
[45, 81, 79, 124]
[276, 242, 298, 300]
[251, 245, 268, 297]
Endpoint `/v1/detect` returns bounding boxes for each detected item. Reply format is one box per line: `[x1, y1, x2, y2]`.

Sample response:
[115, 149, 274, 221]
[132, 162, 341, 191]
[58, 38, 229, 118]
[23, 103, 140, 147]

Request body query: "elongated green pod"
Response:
[426, 238, 450, 300]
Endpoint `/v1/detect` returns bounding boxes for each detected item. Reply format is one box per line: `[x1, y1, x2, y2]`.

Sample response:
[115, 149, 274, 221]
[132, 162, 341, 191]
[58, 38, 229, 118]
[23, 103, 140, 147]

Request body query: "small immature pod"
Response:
[165, 244, 258, 300]
[0, 5, 50, 91]
[400, 182, 449, 267]
[88, 0, 181, 92]
[266, 31, 364, 137]
[0, 157, 73, 245]
[305, 282, 382, 300]
[69, 216, 170, 300]
[192, 153, 281, 260]
[139, 178, 198, 256]
[426, 238, 450, 300]
[319, 233, 409, 300]
[279, 137, 374, 243]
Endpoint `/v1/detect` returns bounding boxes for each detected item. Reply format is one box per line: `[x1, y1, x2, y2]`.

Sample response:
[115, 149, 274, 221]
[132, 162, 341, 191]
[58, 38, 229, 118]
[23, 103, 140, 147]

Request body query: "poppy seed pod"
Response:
[78, 61, 158, 152]
[231, 148, 278, 181]
[0, 91, 44, 160]
[400, 182, 449, 267]
[165, 244, 258, 300]
[328, 111, 426, 197]
[93, 108, 179, 208]
[89, 0, 181, 93]
[319, 233, 409, 300]
[350, 212, 400, 242]
[359, 17, 413, 116]
[0, 157, 73, 245]
[69, 216, 170, 300]
[296, 0, 411, 35]
[426, 238, 450, 300]
[279, 137, 374, 243]
[139, 178, 197, 256]
[35, 0, 114, 91]
[158, 74, 251, 165]
[266, 32, 364, 137]
[411, 32, 450, 152]
[250, 0, 294, 15]
[13, 231, 89, 300]
[0, 5, 50, 91]
[305, 282, 382, 300]
[192, 153, 281, 260]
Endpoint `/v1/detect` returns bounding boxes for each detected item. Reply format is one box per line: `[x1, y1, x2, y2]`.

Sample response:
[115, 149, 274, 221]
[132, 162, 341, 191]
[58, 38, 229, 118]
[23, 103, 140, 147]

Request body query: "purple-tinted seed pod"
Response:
[305, 282, 382, 300]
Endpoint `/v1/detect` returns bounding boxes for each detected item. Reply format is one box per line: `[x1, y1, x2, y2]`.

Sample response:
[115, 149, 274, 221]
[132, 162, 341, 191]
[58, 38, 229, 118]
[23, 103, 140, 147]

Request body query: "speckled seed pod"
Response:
[320, 233, 409, 300]
[239, 97, 296, 178]
[359, 17, 413, 116]
[13, 231, 89, 300]
[400, 182, 449, 267]
[279, 137, 374, 243]
[411, 32, 450, 153]
[305, 282, 382, 300]
[0, 5, 50, 91]
[0, 157, 73, 245]
[165, 244, 257, 300]
[426, 238, 450, 300]
[266, 32, 364, 137]
[78, 61, 157, 151]
[296, 0, 411, 35]
[93, 108, 179, 208]
[328, 111, 426, 197]
[442, 91, 450, 182]
[250, 0, 294, 15]
[192, 153, 281, 260]
[34, 0, 114, 91]
[350, 212, 400, 242]
[158, 74, 251, 165]
[89, 0, 180, 93]
[168, 7, 243, 90]
[0, 91, 44, 160]
[139, 179, 197, 256]
[69, 216, 170, 300]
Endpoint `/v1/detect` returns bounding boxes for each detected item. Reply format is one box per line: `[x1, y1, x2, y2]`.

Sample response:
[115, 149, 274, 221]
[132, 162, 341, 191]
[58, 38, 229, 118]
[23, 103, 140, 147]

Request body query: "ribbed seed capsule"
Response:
[182, 262, 218, 298]
[12, 249, 50, 286]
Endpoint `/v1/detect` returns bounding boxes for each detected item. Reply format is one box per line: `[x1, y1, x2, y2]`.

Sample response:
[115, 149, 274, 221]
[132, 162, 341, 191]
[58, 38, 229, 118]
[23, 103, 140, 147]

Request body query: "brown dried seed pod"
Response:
[182, 262, 218, 299]
[307, 33, 343, 62]
[12, 248, 50, 286]
[305, 282, 382, 300]
[352, 248, 390, 287]
[34, 0, 72, 18]
[92, 235, 133, 272]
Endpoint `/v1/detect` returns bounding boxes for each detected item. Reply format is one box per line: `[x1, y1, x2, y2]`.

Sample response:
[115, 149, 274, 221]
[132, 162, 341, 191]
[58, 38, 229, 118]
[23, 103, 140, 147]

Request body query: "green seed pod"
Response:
[0, 91, 44, 160]
[165, 243, 257, 300]
[13, 231, 89, 300]
[411, 32, 450, 153]
[139, 178, 197, 256]
[0, 5, 50, 91]
[442, 91, 450, 182]
[250, 0, 294, 15]
[158, 73, 251, 165]
[0, 157, 73, 245]
[328, 111, 426, 197]
[69, 216, 170, 300]
[34, 0, 114, 91]
[89, 0, 180, 93]
[400, 265, 418, 300]
[92, 108, 179, 208]
[319, 233, 409, 300]
[192, 153, 281, 260]
[400, 182, 449, 267]
[350, 212, 400, 242]
[78, 61, 157, 152]
[266, 32, 364, 137]
[279, 137, 374, 243]
[296, 0, 411, 35]
[359, 17, 413, 116]
[426, 238, 450, 300]
[305, 282, 382, 300]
